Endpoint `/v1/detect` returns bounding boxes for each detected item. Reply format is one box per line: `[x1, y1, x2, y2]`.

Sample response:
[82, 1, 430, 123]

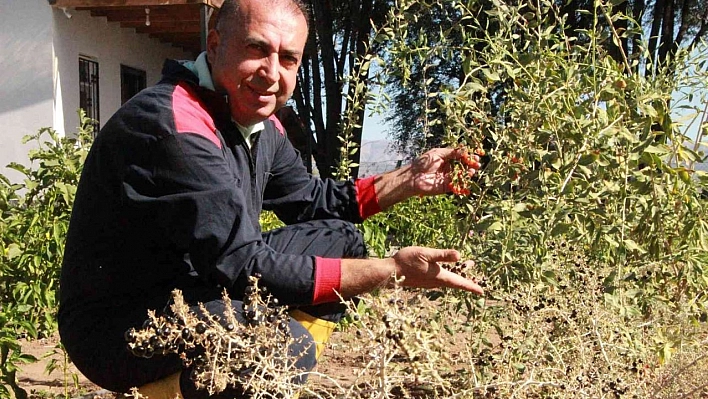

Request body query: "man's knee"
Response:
[324, 219, 367, 259]
[263, 219, 367, 259]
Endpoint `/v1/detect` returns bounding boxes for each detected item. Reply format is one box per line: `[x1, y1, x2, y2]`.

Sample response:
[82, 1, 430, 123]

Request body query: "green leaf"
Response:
[464, 81, 486, 94]
[444, 325, 454, 336]
[578, 152, 599, 165]
[481, 68, 500, 82]
[541, 271, 559, 287]
[484, 221, 504, 232]
[639, 102, 658, 118]
[550, 223, 571, 236]
[17, 353, 38, 364]
[513, 203, 528, 213]
[463, 54, 472, 75]
[6, 243, 22, 259]
[643, 145, 669, 155]
[623, 239, 646, 254]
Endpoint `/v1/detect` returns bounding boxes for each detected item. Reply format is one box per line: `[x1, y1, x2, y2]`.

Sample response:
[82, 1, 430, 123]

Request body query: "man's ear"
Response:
[206, 29, 220, 61]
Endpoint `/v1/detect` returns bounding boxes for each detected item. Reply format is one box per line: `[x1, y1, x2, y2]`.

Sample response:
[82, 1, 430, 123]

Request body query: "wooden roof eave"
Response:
[48, 0, 223, 8]
[47, 0, 223, 54]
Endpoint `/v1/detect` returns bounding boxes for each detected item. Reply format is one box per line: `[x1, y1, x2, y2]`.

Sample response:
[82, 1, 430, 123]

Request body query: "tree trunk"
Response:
[646, 0, 664, 77]
[631, 0, 645, 69]
[657, 0, 674, 68]
[345, 0, 376, 179]
[661, 0, 695, 81]
[688, 5, 708, 50]
[311, 0, 344, 179]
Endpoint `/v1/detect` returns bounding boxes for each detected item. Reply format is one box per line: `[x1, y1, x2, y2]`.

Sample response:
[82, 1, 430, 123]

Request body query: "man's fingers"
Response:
[396, 246, 486, 295]
[439, 268, 485, 295]
[422, 248, 460, 264]
[432, 147, 456, 160]
[423, 248, 484, 295]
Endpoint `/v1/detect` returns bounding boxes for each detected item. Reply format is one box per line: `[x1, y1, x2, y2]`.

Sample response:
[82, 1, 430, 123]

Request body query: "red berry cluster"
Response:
[447, 147, 483, 196]
[448, 164, 472, 196]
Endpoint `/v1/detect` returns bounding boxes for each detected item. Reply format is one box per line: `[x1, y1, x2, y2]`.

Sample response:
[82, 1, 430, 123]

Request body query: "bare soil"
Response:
[18, 335, 108, 398]
[17, 292, 456, 398]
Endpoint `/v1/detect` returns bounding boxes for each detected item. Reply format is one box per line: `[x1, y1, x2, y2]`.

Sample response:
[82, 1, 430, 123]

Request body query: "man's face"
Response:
[207, 0, 307, 126]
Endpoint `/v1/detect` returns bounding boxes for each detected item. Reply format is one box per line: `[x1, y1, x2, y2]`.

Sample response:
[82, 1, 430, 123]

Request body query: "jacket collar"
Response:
[161, 58, 232, 126]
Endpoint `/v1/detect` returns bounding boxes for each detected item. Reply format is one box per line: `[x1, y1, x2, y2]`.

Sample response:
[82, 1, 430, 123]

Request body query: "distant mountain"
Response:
[359, 140, 403, 162]
[358, 140, 406, 177]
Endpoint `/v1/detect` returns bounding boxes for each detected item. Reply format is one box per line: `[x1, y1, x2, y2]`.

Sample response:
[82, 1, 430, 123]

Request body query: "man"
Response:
[58, 0, 484, 397]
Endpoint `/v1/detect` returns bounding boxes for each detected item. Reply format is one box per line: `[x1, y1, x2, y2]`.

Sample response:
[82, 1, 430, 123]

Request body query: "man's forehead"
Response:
[237, 5, 307, 49]
[238, 0, 307, 26]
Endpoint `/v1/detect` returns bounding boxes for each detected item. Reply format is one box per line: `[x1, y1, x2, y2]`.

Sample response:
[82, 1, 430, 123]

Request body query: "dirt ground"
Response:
[18, 331, 358, 399]
[18, 335, 107, 398]
[17, 291, 444, 398]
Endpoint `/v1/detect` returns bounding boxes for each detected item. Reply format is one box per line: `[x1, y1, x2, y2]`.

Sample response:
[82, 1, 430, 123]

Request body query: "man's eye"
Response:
[247, 44, 265, 53]
[282, 56, 299, 65]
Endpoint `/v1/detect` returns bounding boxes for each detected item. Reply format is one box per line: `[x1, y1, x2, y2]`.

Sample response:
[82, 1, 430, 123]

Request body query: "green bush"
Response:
[341, 0, 708, 396]
[0, 111, 93, 398]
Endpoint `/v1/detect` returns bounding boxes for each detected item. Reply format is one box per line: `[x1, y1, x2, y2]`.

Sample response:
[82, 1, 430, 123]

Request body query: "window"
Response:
[79, 57, 100, 135]
[121, 65, 147, 105]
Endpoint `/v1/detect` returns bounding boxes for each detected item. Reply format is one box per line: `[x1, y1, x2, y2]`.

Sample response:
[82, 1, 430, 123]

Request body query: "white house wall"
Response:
[0, 0, 195, 182]
[53, 6, 194, 139]
[0, 0, 55, 182]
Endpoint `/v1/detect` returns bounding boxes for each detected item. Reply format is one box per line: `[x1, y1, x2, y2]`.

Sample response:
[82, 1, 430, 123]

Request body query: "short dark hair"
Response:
[215, 0, 310, 34]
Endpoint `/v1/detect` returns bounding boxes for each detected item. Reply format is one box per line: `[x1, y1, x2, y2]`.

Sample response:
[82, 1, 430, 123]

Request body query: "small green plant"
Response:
[44, 342, 80, 399]
[0, 110, 94, 398]
[0, 310, 37, 399]
[0, 110, 93, 336]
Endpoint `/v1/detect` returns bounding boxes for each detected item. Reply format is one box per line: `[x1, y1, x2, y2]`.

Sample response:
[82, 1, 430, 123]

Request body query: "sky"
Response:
[361, 108, 390, 142]
[673, 45, 708, 142]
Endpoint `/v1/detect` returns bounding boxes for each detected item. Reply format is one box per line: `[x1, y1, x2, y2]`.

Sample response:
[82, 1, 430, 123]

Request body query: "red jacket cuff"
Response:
[312, 257, 342, 304]
[355, 175, 381, 219]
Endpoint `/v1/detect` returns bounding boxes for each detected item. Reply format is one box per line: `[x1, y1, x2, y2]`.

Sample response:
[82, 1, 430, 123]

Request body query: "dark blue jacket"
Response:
[59, 60, 378, 324]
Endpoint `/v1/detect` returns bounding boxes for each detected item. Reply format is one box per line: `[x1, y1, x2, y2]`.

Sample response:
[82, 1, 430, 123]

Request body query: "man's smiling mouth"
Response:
[248, 85, 277, 99]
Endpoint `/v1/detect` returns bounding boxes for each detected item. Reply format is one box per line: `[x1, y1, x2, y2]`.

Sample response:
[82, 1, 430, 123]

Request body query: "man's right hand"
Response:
[339, 246, 484, 299]
[391, 246, 484, 295]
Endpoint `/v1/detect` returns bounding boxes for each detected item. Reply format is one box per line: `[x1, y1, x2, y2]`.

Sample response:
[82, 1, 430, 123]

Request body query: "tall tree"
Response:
[291, 0, 389, 179]
[646, 0, 708, 76]
[383, 0, 498, 157]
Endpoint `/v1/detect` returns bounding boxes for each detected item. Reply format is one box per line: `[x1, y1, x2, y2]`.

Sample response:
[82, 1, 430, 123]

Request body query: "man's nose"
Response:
[259, 54, 279, 84]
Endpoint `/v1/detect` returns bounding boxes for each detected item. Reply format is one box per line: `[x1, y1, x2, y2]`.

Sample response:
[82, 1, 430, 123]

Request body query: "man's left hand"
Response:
[410, 147, 481, 196]
[372, 147, 482, 211]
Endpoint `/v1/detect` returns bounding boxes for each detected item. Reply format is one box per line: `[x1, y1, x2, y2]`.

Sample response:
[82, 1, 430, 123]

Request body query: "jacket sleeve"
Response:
[122, 132, 335, 305]
[262, 124, 382, 224]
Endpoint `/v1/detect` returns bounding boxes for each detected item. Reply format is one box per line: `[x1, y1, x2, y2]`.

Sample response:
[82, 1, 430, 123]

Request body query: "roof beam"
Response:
[86, 7, 202, 23]
[131, 21, 201, 34]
